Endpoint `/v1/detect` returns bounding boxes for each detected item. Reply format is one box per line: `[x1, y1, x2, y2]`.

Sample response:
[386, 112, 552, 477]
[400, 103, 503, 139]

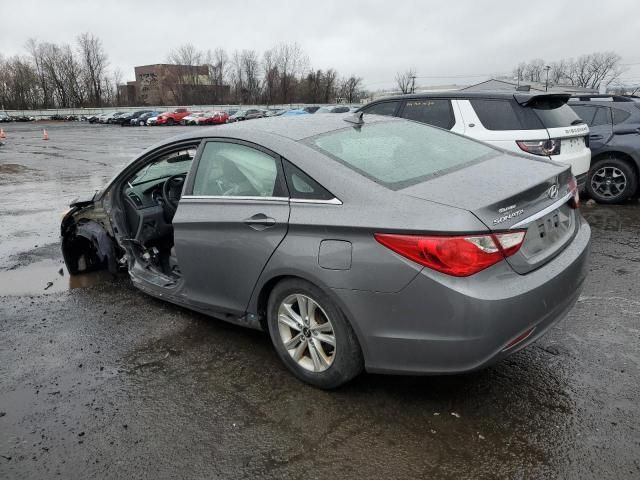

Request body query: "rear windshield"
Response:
[531, 100, 582, 128]
[471, 98, 582, 130]
[308, 121, 498, 190]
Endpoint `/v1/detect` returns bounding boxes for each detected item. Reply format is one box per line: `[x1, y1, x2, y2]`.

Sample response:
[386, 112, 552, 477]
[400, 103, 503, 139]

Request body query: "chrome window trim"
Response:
[290, 198, 343, 205]
[180, 195, 343, 205]
[510, 192, 573, 229]
[181, 195, 289, 202]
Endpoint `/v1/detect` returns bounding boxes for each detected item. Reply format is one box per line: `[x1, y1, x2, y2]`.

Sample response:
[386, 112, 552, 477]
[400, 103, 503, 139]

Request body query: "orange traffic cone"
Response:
[42, 129, 49, 141]
[0, 128, 5, 139]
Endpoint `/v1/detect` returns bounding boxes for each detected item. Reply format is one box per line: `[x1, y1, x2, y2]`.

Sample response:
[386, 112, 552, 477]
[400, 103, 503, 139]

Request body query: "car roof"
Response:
[167, 113, 396, 143]
[363, 91, 570, 104]
[570, 100, 640, 113]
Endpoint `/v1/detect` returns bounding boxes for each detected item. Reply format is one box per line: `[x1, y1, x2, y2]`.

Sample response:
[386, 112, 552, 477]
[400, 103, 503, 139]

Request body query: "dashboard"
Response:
[124, 177, 170, 210]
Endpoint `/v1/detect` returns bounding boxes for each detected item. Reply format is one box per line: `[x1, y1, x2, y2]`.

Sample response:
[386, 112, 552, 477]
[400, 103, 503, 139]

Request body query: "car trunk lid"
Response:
[401, 153, 578, 274]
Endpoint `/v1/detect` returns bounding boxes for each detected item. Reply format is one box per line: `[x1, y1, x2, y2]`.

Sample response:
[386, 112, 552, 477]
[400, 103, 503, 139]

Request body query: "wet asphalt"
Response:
[0, 123, 639, 479]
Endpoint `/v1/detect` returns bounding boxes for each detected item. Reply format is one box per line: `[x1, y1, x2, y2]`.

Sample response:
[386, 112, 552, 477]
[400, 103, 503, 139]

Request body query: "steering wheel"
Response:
[162, 173, 186, 211]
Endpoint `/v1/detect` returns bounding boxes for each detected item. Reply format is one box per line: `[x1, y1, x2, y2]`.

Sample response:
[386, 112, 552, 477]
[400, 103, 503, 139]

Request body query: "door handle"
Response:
[244, 213, 276, 230]
[590, 134, 603, 140]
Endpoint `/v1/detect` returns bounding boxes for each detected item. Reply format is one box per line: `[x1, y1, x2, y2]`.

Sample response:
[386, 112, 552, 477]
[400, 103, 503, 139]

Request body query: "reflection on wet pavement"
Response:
[0, 258, 114, 296]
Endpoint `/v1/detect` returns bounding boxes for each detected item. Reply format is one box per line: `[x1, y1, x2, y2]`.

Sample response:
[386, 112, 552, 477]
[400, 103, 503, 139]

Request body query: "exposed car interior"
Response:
[118, 141, 284, 280]
[120, 146, 196, 278]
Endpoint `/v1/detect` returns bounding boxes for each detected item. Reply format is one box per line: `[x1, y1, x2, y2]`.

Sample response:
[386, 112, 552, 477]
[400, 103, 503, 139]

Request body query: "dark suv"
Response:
[569, 100, 640, 203]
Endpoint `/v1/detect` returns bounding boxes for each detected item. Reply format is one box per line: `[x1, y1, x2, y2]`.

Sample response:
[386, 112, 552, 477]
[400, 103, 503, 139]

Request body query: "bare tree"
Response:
[322, 69, 338, 103]
[524, 58, 545, 82]
[77, 33, 108, 106]
[514, 52, 623, 90]
[339, 76, 363, 103]
[395, 68, 416, 94]
[513, 62, 526, 84]
[262, 48, 279, 105]
[273, 42, 308, 103]
[240, 50, 261, 104]
[206, 47, 229, 102]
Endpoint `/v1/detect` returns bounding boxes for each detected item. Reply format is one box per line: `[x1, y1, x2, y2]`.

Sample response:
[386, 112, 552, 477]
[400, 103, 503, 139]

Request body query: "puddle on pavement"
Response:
[0, 258, 113, 296]
[0, 163, 35, 174]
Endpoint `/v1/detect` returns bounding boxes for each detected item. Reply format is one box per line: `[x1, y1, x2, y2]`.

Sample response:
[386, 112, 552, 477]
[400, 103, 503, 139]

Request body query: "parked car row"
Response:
[0, 111, 35, 122]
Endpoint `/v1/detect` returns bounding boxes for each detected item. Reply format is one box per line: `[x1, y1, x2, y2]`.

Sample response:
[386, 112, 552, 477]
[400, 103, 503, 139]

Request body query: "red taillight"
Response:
[374, 231, 526, 277]
[568, 175, 580, 209]
[516, 139, 561, 156]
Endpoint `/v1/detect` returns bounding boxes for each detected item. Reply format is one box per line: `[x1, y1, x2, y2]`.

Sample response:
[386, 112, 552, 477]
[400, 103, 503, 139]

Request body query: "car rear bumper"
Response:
[332, 216, 591, 375]
[557, 148, 591, 178]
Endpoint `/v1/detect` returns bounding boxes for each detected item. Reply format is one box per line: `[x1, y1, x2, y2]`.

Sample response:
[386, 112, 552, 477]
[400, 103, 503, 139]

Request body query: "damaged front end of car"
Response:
[60, 192, 121, 275]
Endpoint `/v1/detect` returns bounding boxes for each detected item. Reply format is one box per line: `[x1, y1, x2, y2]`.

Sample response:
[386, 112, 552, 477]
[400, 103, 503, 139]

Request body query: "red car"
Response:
[203, 111, 229, 125]
[155, 108, 191, 126]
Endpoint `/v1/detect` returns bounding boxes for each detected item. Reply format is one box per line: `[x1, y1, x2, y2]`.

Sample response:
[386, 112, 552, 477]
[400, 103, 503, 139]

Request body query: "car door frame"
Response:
[173, 137, 291, 320]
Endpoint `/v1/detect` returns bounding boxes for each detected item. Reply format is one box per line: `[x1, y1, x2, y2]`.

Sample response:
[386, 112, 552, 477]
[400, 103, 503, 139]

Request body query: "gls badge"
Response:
[493, 204, 525, 225]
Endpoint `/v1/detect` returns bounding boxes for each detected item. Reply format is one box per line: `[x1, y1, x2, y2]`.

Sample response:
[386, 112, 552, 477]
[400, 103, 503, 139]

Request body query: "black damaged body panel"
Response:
[61, 201, 119, 275]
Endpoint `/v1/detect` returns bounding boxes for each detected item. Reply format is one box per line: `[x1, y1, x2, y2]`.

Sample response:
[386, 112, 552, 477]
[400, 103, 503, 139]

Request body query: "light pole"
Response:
[544, 65, 551, 92]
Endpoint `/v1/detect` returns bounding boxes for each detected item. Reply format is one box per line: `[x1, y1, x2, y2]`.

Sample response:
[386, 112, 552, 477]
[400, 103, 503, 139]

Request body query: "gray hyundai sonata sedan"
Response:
[61, 112, 590, 388]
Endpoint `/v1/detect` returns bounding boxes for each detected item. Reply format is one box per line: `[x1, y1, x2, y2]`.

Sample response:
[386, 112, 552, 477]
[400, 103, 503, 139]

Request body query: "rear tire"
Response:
[586, 157, 637, 204]
[267, 278, 363, 389]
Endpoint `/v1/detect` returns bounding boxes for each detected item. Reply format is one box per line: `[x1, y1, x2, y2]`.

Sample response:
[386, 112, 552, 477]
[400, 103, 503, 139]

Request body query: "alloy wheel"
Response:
[277, 294, 336, 372]
[591, 166, 627, 199]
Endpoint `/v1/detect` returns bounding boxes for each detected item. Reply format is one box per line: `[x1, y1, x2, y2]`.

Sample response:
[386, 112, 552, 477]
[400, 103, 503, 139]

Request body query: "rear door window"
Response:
[400, 99, 455, 129]
[282, 160, 335, 201]
[192, 142, 284, 197]
[571, 105, 597, 126]
[612, 108, 631, 125]
[362, 101, 400, 117]
[592, 107, 612, 126]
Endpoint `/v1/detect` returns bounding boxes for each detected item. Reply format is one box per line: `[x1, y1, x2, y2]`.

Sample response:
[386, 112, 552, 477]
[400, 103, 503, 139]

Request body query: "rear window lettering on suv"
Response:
[470, 99, 543, 130]
[612, 108, 631, 125]
[308, 121, 497, 190]
[363, 101, 399, 117]
[400, 99, 455, 130]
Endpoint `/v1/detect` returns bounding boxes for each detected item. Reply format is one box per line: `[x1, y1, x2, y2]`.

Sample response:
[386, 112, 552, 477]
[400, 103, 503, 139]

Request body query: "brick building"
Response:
[118, 64, 230, 106]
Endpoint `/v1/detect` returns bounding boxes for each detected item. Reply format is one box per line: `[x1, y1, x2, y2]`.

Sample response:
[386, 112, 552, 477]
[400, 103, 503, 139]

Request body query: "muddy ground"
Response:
[0, 123, 639, 479]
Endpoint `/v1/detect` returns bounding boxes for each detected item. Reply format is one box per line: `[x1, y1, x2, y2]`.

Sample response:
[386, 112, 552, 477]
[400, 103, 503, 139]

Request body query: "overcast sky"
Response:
[2, 0, 639, 89]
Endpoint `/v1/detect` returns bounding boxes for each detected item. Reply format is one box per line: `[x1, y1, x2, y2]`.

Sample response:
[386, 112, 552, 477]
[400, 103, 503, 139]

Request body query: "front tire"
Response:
[586, 157, 637, 204]
[267, 278, 363, 389]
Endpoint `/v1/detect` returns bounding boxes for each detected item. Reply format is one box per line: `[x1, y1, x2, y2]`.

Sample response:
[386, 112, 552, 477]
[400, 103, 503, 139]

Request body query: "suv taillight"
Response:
[374, 231, 526, 277]
[516, 139, 561, 156]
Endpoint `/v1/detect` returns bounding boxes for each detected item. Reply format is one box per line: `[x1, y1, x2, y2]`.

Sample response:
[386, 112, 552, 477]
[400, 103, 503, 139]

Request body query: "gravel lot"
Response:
[1, 123, 639, 479]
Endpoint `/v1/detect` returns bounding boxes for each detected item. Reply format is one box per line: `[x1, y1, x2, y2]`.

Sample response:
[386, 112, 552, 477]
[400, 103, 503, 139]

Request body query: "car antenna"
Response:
[344, 111, 364, 126]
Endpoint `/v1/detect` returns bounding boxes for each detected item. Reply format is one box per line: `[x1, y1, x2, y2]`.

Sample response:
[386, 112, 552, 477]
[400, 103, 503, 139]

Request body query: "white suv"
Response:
[359, 92, 590, 187]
